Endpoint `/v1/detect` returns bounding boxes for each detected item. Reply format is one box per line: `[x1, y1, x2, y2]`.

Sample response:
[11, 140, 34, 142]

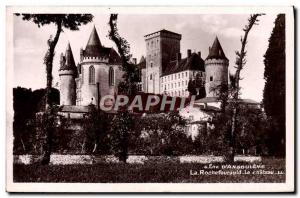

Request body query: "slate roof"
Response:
[138, 56, 146, 69]
[206, 37, 228, 60]
[162, 52, 205, 76]
[81, 26, 121, 64]
[59, 42, 77, 72]
[144, 29, 181, 38]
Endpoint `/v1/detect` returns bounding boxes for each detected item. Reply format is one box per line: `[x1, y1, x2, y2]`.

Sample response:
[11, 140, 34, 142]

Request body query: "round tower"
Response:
[204, 37, 229, 97]
[59, 42, 77, 105]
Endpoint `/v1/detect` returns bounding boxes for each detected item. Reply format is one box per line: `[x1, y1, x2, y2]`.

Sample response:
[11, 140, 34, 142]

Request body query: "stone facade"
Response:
[144, 30, 181, 94]
[59, 26, 123, 107]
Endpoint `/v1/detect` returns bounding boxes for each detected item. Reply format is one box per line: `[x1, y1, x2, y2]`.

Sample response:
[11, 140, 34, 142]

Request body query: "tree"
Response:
[16, 14, 93, 164]
[16, 14, 93, 109]
[263, 14, 286, 156]
[108, 14, 140, 162]
[187, 73, 206, 99]
[213, 14, 264, 161]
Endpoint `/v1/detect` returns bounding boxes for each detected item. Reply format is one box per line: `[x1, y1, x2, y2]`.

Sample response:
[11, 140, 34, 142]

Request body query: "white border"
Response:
[6, 6, 294, 192]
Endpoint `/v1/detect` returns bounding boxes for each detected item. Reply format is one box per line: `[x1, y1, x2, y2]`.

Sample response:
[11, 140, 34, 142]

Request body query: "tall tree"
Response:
[16, 14, 93, 109]
[108, 14, 139, 163]
[229, 14, 264, 161]
[16, 14, 93, 164]
[263, 14, 286, 156]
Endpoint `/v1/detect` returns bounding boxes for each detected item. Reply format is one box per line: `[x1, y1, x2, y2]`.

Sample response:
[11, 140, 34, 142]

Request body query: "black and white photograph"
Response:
[6, 6, 294, 192]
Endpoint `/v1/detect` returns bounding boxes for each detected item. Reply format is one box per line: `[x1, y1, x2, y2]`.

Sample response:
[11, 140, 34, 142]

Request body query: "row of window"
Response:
[81, 65, 115, 86]
[162, 80, 188, 89]
[161, 71, 204, 82]
[165, 90, 188, 97]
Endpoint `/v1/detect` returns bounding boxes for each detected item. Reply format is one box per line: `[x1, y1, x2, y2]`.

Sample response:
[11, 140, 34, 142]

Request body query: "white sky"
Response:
[13, 14, 277, 102]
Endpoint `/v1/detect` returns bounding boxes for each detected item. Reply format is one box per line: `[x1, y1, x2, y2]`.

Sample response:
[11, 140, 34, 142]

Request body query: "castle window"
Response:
[109, 67, 115, 86]
[210, 76, 213, 81]
[150, 74, 152, 80]
[89, 65, 95, 84]
[186, 72, 188, 77]
[150, 62, 153, 68]
[178, 73, 180, 79]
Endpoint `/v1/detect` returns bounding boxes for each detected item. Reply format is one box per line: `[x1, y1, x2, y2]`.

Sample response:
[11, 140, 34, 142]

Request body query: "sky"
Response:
[13, 13, 277, 102]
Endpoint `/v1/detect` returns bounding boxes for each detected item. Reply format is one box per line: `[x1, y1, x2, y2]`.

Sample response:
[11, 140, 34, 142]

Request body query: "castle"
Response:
[58, 26, 229, 108]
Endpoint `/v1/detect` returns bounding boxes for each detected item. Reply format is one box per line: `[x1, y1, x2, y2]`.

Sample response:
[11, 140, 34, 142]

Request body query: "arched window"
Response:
[89, 65, 95, 84]
[109, 67, 114, 86]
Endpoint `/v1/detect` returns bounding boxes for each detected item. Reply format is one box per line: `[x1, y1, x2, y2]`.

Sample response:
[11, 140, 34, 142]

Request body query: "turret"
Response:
[205, 36, 229, 97]
[59, 42, 77, 105]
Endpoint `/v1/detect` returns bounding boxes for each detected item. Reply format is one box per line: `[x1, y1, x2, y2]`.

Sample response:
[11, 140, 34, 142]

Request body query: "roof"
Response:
[206, 37, 228, 60]
[163, 52, 204, 76]
[82, 26, 121, 64]
[144, 29, 181, 39]
[138, 56, 146, 69]
[59, 43, 77, 72]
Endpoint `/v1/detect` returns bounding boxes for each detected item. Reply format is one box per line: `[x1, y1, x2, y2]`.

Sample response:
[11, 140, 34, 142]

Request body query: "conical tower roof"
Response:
[84, 26, 103, 57]
[206, 36, 228, 60]
[60, 42, 76, 71]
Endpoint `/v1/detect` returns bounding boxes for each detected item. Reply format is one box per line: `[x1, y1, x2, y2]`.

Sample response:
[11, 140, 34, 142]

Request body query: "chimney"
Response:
[187, 49, 192, 57]
[198, 51, 201, 58]
[176, 52, 181, 63]
[132, 58, 137, 64]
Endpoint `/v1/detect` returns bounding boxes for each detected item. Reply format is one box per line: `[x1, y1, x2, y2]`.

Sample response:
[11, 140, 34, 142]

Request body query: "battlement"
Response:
[81, 56, 109, 63]
[205, 58, 229, 66]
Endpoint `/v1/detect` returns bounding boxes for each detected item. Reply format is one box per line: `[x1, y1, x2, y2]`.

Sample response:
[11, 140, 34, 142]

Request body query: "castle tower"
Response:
[204, 37, 229, 97]
[144, 29, 181, 94]
[59, 42, 77, 105]
[76, 26, 121, 106]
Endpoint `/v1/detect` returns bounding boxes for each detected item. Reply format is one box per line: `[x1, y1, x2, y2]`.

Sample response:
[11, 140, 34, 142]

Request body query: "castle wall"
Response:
[145, 31, 181, 94]
[161, 70, 205, 97]
[59, 70, 76, 105]
[77, 61, 123, 106]
[205, 59, 229, 97]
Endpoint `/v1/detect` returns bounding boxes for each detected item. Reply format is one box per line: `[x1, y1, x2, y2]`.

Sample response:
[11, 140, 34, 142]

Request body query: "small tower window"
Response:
[150, 74, 152, 80]
[89, 65, 95, 84]
[109, 67, 114, 86]
[210, 76, 213, 81]
[150, 62, 153, 68]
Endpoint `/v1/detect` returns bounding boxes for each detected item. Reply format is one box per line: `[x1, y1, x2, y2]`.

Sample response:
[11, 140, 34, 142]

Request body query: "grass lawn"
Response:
[13, 158, 285, 183]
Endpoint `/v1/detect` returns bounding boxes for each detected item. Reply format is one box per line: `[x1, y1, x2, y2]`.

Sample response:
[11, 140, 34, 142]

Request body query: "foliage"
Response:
[262, 14, 286, 156]
[16, 14, 93, 164]
[16, 14, 93, 108]
[13, 87, 59, 154]
[211, 14, 264, 161]
[109, 111, 134, 162]
[108, 14, 139, 96]
[207, 104, 268, 156]
[133, 112, 192, 155]
[187, 73, 206, 99]
[81, 105, 109, 154]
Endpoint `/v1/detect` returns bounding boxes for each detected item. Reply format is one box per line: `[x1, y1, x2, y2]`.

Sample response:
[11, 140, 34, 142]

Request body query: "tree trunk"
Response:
[41, 20, 62, 165]
[45, 20, 62, 110]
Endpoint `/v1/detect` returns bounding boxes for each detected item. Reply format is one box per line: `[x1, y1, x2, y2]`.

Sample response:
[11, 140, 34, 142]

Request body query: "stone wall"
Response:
[14, 154, 262, 165]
